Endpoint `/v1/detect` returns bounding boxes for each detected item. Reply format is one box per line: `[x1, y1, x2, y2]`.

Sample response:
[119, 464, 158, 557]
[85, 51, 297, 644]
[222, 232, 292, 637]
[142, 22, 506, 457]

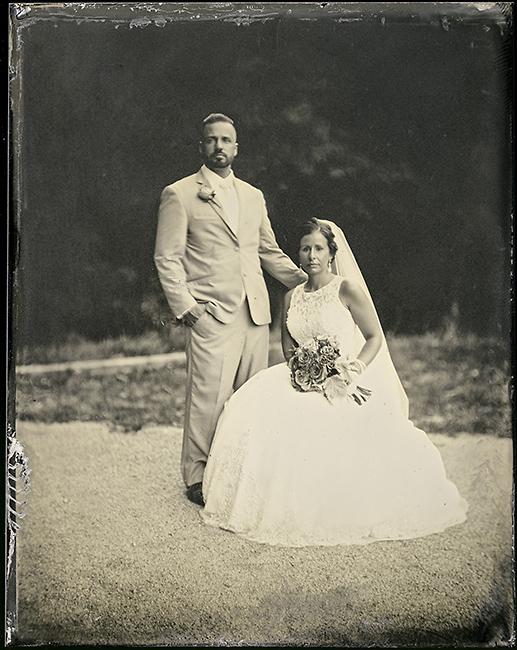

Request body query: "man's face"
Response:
[200, 121, 238, 172]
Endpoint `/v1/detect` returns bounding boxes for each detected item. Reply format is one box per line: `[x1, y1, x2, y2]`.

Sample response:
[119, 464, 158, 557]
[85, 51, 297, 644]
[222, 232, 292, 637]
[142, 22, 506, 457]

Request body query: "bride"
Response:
[200, 218, 468, 547]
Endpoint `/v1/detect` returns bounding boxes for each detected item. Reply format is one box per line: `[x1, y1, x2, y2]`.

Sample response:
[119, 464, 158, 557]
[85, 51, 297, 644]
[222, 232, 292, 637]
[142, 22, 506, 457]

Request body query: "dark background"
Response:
[10, 3, 513, 349]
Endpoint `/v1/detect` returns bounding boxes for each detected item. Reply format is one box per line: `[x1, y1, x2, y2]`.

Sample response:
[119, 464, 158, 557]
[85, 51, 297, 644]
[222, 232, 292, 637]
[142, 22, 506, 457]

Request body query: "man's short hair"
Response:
[201, 113, 236, 138]
[203, 113, 234, 127]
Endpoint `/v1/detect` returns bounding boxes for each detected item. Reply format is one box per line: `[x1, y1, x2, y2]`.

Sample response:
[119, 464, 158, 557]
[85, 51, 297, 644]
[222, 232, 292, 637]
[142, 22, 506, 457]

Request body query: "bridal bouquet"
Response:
[288, 335, 371, 404]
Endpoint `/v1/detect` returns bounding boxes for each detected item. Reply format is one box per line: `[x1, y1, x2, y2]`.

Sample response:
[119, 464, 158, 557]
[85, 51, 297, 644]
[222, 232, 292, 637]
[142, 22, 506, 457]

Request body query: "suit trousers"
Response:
[182, 299, 269, 487]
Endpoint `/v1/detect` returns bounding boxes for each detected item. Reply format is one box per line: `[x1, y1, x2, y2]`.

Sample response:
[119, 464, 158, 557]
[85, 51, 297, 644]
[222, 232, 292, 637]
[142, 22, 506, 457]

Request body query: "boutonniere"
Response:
[198, 185, 216, 202]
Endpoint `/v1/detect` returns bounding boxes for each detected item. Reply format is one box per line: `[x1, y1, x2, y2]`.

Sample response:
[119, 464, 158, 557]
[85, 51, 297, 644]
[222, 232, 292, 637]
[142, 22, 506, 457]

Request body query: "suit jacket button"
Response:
[234, 246, 239, 251]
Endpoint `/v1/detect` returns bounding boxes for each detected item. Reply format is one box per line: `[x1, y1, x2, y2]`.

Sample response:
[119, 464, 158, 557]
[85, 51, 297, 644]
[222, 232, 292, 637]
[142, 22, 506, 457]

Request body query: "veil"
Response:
[320, 220, 409, 417]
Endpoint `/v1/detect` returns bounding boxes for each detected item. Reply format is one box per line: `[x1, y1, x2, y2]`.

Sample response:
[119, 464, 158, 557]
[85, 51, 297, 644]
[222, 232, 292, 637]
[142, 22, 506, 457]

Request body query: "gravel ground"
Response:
[11, 421, 515, 647]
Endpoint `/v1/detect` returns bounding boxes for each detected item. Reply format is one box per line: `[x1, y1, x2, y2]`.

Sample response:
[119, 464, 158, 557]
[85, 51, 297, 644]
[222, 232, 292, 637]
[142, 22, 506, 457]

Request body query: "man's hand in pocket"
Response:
[182, 303, 207, 328]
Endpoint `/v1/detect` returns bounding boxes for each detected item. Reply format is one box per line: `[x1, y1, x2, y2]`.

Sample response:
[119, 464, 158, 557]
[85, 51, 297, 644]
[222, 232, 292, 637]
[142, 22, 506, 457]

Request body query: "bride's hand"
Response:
[337, 358, 371, 405]
[337, 358, 366, 383]
[347, 383, 372, 405]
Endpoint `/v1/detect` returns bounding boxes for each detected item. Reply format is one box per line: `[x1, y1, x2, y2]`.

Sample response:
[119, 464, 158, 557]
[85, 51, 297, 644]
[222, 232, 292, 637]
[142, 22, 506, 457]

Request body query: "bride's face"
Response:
[299, 231, 332, 275]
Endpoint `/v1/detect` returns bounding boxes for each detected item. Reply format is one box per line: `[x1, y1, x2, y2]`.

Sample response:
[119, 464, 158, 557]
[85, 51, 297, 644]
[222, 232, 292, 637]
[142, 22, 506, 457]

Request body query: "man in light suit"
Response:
[154, 113, 306, 506]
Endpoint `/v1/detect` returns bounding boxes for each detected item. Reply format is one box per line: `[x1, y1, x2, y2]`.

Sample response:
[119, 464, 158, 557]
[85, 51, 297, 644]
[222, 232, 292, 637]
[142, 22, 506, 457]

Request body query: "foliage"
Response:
[12, 9, 511, 347]
[14, 333, 512, 437]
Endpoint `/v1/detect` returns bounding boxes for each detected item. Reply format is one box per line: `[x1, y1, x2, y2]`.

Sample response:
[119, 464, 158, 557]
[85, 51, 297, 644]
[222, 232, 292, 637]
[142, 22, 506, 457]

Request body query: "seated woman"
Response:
[200, 218, 468, 547]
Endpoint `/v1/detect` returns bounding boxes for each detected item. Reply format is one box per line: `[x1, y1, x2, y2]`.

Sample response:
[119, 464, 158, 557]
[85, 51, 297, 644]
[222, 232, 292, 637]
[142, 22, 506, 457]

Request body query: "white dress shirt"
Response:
[202, 165, 240, 234]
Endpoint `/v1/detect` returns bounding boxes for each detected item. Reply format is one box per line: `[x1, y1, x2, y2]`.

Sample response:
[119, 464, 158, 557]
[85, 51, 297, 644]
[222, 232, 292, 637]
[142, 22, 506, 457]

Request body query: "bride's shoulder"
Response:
[337, 277, 365, 300]
[336, 276, 358, 290]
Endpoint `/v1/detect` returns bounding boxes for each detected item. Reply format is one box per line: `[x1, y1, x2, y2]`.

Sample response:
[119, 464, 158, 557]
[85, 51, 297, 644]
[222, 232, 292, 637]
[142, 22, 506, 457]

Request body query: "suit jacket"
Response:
[154, 168, 306, 325]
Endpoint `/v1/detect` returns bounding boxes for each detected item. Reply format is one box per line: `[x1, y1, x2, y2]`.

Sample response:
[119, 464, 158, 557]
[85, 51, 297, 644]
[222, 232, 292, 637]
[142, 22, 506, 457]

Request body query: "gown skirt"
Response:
[200, 362, 468, 547]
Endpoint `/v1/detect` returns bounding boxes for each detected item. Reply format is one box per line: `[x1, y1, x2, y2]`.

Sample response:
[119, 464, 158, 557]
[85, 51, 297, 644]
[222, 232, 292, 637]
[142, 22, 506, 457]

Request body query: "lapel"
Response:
[195, 168, 238, 240]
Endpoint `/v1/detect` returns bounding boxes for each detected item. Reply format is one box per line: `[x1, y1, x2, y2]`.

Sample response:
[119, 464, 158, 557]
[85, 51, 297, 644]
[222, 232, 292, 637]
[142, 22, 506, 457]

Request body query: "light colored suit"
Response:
[155, 167, 306, 486]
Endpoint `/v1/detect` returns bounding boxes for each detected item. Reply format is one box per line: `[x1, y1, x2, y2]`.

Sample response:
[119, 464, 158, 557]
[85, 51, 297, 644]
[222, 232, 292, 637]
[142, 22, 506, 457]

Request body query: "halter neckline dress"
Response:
[200, 275, 468, 547]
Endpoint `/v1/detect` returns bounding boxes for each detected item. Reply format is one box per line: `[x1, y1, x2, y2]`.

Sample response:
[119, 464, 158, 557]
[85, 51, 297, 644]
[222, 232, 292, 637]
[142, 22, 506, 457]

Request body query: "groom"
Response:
[154, 113, 306, 506]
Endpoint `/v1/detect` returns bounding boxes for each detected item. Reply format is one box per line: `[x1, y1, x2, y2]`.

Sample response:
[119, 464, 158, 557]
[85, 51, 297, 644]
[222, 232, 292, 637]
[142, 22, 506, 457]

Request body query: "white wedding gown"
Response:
[201, 275, 468, 546]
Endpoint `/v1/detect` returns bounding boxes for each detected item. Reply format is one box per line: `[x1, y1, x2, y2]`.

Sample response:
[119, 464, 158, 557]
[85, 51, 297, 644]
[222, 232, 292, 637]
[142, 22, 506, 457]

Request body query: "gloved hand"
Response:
[338, 358, 372, 405]
[347, 383, 372, 405]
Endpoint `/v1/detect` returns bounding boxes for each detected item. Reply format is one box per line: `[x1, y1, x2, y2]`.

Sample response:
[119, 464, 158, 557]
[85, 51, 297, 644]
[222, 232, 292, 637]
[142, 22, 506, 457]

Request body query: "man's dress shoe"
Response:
[186, 482, 204, 506]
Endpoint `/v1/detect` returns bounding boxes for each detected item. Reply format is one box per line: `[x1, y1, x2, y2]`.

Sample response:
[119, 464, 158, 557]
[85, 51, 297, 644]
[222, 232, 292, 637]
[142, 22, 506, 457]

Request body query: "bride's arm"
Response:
[339, 280, 383, 367]
[281, 289, 297, 361]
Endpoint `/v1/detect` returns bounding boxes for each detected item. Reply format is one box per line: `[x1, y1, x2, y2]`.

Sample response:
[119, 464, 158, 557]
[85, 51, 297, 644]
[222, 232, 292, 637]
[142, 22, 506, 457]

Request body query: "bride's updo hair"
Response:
[300, 217, 338, 262]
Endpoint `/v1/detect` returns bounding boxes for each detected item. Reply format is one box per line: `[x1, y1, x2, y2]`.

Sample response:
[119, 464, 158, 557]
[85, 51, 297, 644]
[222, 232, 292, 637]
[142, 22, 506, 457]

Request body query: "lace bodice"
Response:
[286, 275, 362, 358]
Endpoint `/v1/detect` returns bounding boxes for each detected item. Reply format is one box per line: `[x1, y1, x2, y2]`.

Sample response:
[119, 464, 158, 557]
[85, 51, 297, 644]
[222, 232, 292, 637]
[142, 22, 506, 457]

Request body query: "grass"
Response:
[15, 330, 185, 366]
[13, 330, 512, 437]
[389, 333, 512, 437]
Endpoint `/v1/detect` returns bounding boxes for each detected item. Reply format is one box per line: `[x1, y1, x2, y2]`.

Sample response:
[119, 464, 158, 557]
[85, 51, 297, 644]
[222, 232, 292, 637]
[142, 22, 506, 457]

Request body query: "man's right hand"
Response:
[182, 303, 207, 327]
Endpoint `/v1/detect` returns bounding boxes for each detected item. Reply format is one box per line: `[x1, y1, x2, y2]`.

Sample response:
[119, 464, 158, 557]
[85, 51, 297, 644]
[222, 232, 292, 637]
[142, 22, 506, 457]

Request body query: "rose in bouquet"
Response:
[288, 335, 371, 404]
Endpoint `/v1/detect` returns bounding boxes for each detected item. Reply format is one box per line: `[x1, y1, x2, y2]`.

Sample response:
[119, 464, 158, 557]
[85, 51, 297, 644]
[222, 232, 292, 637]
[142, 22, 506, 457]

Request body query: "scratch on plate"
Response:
[7, 428, 32, 578]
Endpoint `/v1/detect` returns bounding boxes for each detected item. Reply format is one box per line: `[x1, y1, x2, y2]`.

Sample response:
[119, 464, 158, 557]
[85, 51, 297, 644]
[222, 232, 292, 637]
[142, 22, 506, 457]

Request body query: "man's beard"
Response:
[207, 153, 232, 169]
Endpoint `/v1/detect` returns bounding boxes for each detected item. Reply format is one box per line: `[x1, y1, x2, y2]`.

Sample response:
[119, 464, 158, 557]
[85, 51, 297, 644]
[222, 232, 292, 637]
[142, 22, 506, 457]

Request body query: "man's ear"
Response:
[234, 142, 239, 157]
